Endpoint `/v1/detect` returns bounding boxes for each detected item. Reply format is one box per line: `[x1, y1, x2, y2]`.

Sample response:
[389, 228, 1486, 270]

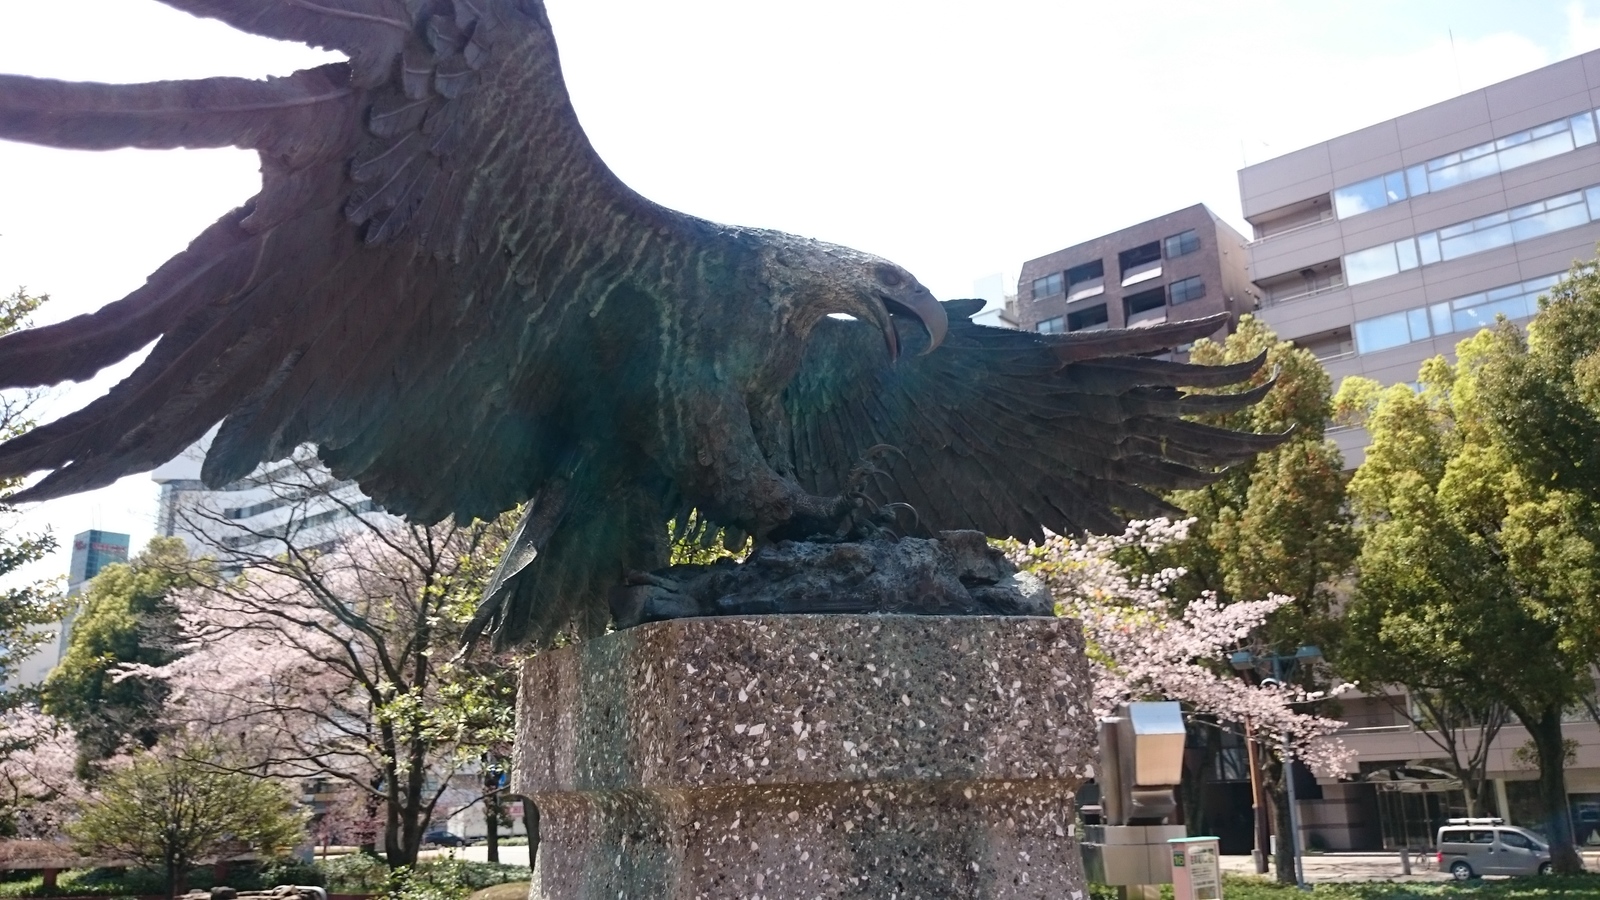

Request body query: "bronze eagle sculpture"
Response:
[0, 0, 1279, 648]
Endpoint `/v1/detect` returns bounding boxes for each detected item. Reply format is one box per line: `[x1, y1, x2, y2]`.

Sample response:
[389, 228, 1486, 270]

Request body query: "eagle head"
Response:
[762, 236, 948, 361]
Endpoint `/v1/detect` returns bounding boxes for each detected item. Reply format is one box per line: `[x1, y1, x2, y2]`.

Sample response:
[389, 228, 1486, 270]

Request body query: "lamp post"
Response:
[1231, 645, 1322, 891]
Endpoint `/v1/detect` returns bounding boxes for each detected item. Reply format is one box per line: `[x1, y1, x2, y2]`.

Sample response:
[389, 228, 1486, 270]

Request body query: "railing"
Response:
[1260, 278, 1346, 308]
[1127, 308, 1169, 328]
[1250, 209, 1336, 245]
[1334, 723, 1414, 735]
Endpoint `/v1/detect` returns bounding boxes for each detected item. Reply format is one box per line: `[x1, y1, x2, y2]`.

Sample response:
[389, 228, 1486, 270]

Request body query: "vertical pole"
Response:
[1280, 658, 1308, 890]
[1245, 717, 1270, 875]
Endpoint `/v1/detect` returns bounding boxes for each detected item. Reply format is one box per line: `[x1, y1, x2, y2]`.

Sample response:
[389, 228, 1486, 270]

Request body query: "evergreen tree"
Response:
[69, 741, 303, 900]
[0, 288, 66, 708]
[42, 539, 210, 767]
[1343, 318, 1600, 874]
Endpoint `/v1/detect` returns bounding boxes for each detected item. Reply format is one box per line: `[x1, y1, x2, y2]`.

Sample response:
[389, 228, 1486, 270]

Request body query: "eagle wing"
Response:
[0, 0, 627, 522]
[785, 301, 1283, 541]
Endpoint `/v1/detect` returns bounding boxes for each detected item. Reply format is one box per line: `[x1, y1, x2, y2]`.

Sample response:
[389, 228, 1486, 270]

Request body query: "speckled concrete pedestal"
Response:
[512, 615, 1094, 900]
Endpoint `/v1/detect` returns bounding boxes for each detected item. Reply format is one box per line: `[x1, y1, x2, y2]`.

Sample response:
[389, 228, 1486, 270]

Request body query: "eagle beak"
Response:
[880, 291, 948, 359]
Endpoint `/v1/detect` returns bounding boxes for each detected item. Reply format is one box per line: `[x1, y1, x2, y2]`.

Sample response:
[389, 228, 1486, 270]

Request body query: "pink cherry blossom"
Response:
[1006, 519, 1354, 777]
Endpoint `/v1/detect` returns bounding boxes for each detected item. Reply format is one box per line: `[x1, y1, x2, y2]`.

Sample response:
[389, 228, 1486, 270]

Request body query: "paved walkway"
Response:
[1221, 851, 1600, 883]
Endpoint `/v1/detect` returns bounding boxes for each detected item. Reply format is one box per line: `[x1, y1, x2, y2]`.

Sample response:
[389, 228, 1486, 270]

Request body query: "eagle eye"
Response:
[874, 265, 904, 288]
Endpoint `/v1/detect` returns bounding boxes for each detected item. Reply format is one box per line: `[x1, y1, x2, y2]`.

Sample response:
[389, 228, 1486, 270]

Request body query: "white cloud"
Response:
[1566, 1, 1600, 56]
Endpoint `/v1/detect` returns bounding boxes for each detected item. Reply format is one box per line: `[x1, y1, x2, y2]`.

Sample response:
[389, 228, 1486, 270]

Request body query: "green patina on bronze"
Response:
[0, 0, 1281, 649]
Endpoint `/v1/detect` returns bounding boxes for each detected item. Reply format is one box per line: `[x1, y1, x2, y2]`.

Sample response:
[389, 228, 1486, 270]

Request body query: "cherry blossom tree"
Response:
[1004, 518, 1353, 777]
[0, 708, 81, 839]
[124, 472, 520, 868]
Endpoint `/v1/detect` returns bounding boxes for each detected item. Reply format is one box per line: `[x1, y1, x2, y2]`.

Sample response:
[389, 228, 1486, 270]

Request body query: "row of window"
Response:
[1345, 184, 1600, 286]
[1352, 272, 1562, 355]
[1333, 110, 1600, 219]
[222, 499, 379, 550]
[1030, 228, 1201, 300]
[1033, 276, 1206, 333]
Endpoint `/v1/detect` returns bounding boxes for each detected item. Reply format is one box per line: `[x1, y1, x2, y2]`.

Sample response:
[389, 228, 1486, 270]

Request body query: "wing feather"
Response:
[784, 306, 1286, 540]
[0, 0, 640, 523]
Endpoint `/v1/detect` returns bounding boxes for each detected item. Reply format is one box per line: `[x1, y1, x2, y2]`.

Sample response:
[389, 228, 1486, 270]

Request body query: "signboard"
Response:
[1189, 846, 1220, 900]
[507, 801, 524, 818]
[1169, 837, 1222, 900]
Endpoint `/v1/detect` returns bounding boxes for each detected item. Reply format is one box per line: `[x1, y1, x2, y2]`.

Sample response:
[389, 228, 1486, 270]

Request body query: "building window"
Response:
[1124, 287, 1165, 317]
[1067, 304, 1108, 332]
[1032, 272, 1064, 299]
[1352, 272, 1562, 355]
[1119, 241, 1161, 273]
[1169, 276, 1205, 305]
[1164, 229, 1200, 258]
[1345, 183, 1600, 287]
[1037, 316, 1065, 334]
[1333, 110, 1600, 219]
[1064, 260, 1105, 301]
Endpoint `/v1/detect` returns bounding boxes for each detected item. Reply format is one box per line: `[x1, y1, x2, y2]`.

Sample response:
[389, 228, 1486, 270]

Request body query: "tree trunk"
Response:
[1525, 704, 1582, 873]
[486, 795, 500, 863]
[1179, 724, 1219, 835]
[1460, 776, 1481, 818]
[165, 851, 179, 900]
[1267, 762, 1296, 885]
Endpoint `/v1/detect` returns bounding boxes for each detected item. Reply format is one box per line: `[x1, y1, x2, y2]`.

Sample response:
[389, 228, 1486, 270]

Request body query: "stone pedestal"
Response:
[513, 615, 1094, 900]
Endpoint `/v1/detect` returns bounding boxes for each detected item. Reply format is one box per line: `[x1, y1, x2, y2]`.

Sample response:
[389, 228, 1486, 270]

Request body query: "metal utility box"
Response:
[1170, 837, 1223, 900]
[1083, 823, 1188, 884]
[1082, 701, 1190, 899]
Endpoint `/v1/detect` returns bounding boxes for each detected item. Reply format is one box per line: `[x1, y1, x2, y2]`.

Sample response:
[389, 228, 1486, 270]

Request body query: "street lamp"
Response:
[1231, 645, 1323, 891]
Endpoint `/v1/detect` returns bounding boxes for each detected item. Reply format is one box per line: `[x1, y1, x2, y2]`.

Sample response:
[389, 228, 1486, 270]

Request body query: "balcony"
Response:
[1127, 307, 1169, 328]
[1296, 326, 1356, 363]
[1249, 193, 1335, 242]
[1257, 260, 1345, 308]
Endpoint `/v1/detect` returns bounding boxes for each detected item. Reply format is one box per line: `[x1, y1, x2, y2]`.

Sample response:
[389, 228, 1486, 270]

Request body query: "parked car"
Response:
[424, 829, 469, 847]
[1436, 818, 1552, 879]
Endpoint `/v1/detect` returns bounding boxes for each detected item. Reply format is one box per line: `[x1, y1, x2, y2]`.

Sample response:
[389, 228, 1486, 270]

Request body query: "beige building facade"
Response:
[1236, 50, 1600, 852]
[1012, 204, 1256, 339]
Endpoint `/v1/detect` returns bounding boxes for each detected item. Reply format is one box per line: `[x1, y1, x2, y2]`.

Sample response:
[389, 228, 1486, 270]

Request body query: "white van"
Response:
[1436, 818, 1552, 879]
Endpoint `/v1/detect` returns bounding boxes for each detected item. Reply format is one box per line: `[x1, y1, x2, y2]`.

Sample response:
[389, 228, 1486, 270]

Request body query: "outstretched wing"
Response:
[784, 302, 1284, 540]
[0, 0, 636, 522]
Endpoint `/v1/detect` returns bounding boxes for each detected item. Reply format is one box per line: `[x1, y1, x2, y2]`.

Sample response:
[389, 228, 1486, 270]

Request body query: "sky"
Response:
[1, 0, 1599, 588]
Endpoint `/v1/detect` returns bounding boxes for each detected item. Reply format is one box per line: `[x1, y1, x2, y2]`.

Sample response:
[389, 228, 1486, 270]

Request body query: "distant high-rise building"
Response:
[68, 529, 130, 591]
[9, 529, 130, 688]
[152, 436, 391, 571]
[1011, 204, 1257, 341]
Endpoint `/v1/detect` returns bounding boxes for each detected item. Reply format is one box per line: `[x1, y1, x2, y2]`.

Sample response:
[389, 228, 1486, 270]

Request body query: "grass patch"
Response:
[0, 857, 530, 899]
[1090, 875, 1600, 900]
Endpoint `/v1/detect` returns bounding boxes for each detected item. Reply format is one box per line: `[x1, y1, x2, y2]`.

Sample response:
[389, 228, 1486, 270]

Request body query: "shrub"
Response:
[319, 854, 389, 893]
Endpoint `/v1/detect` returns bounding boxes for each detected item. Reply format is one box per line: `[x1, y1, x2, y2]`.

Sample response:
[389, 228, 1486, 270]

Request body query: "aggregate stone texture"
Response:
[513, 614, 1094, 899]
[610, 531, 1055, 627]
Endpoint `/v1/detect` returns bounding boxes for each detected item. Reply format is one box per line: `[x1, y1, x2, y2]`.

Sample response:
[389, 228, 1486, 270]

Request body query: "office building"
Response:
[1241, 49, 1600, 464]
[152, 437, 390, 569]
[8, 529, 130, 687]
[1236, 49, 1600, 851]
[1011, 204, 1257, 339]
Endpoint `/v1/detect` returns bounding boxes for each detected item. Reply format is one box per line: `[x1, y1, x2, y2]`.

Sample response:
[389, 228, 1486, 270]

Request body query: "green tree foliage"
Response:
[68, 741, 304, 900]
[0, 288, 66, 709]
[1123, 316, 1353, 876]
[1340, 317, 1600, 874]
[42, 538, 211, 766]
[1158, 315, 1355, 648]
